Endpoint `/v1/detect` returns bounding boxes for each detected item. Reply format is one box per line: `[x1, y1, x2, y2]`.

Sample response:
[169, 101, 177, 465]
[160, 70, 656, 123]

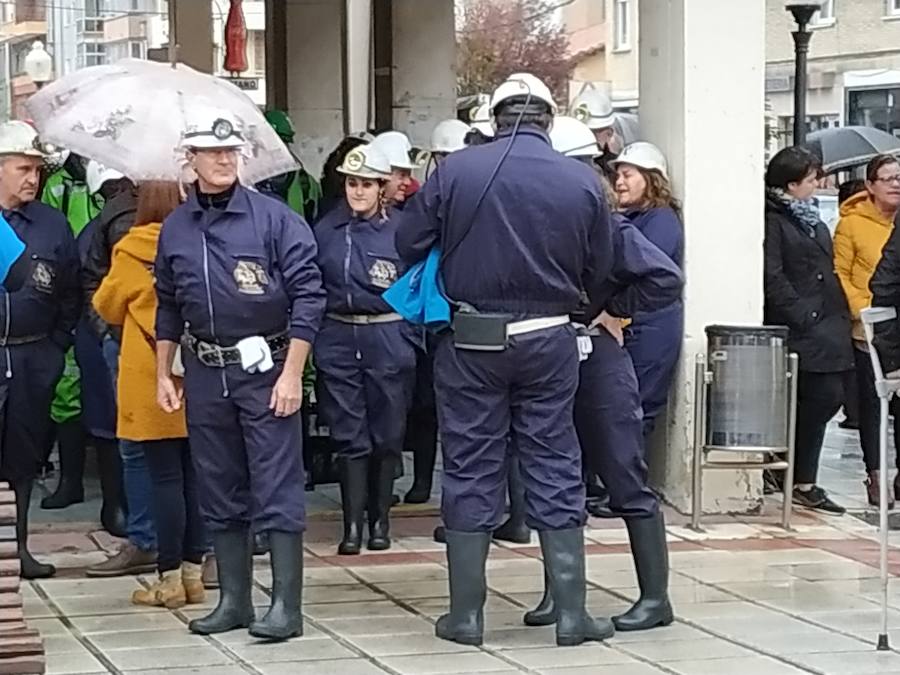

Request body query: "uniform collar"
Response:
[494, 125, 551, 143]
[2, 199, 36, 223]
[186, 182, 249, 216]
[329, 200, 385, 229]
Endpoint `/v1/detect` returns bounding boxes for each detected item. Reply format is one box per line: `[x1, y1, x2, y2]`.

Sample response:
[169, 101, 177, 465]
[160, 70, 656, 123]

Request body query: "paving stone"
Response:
[379, 651, 514, 674]
[104, 644, 233, 671]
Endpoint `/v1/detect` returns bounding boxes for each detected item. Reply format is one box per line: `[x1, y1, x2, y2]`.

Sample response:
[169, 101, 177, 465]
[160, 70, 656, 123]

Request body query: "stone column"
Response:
[639, 0, 767, 514]
[173, 0, 213, 73]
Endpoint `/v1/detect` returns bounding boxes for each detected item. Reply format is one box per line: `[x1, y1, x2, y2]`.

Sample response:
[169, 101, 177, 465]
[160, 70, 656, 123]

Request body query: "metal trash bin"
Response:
[691, 325, 799, 530]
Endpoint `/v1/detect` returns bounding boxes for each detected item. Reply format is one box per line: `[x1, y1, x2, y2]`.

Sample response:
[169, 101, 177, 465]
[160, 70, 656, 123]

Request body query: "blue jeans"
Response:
[101, 338, 157, 552]
[141, 439, 206, 572]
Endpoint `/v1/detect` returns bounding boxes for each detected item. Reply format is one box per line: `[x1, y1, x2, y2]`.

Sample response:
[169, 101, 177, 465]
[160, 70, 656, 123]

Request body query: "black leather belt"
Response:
[0, 333, 48, 347]
[184, 333, 290, 368]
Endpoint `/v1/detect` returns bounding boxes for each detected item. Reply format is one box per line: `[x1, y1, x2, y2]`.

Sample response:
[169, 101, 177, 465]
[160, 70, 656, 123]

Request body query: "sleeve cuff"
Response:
[289, 327, 317, 344]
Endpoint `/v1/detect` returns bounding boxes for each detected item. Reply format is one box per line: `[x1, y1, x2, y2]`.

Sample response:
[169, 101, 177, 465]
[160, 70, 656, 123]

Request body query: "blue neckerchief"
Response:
[382, 247, 451, 332]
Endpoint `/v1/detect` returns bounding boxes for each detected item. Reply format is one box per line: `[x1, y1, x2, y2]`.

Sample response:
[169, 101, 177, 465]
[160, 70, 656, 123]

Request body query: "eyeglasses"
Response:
[875, 175, 900, 185]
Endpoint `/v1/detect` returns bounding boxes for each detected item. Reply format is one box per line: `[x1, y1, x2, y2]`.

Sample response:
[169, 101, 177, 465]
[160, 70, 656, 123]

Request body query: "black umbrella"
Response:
[804, 126, 900, 173]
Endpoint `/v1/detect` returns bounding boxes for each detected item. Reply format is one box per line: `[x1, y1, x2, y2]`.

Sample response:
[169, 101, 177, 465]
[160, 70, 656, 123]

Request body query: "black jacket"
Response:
[763, 196, 853, 373]
[81, 187, 137, 339]
[869, 215, 900, 372]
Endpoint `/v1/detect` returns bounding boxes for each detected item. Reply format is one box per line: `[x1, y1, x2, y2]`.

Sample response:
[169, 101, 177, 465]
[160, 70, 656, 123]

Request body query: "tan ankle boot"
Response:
[132, 569, 186, 609]
[182, 561, 206, 605]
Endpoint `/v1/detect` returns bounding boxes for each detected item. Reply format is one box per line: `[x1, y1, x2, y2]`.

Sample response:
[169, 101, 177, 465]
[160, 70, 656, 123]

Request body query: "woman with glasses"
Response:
[764, 146, 854, 515]
[834, 154, 900, 508]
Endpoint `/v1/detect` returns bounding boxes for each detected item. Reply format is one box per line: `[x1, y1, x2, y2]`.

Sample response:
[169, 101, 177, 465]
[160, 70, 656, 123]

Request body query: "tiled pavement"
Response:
[27, 424, 900, 674]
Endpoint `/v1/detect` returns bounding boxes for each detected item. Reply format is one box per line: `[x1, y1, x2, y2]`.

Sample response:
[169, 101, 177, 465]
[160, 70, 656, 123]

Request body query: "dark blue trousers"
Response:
[314, 319, 416, 460]
[434, 325, 585, 532]
[0, 340, 65, 481]
[141, 438, 207, 572]
[624, 303, 684, 438]
[183, 352, 305, 534]
[576, 331, 658, 519]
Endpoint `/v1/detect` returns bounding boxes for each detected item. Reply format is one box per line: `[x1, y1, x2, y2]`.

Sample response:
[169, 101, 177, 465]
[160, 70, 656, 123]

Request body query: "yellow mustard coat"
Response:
[833, 192, 895, 343]
[93, 222, 188, 442]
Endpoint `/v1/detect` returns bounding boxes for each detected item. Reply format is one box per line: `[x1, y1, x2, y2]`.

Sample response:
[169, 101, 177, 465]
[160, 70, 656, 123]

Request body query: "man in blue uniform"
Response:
[155, 109, 325, 641]
[0, 121, 80, 579]
[396, 73, 615, 648]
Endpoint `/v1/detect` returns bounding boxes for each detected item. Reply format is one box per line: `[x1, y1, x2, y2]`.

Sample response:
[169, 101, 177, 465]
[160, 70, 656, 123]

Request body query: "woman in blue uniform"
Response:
[522, 119, 681, 633]
[314, 144, 417, 555]
[611, 143, 684, 439]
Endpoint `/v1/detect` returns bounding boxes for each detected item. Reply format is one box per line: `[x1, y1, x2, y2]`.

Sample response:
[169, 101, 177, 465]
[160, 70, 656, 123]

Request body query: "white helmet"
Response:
[181, 109, 245, 150]
[0, 121, 49, 158]
[86, 160, 126, 194]
[468, 103, 494, 138]
[430, 119, 469, 154]
[490, 73, 557, 115]
[337, 144, 392, 179]
[549, 116, 600, 159]
[370, 131, 417, 170]
[609, 142, 669, 180]
[570, 90, 616, 131]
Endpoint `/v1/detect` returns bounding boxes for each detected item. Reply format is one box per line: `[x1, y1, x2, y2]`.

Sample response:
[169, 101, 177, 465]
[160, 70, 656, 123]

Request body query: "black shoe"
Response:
[493, 519, 531, 544]
[249, 531, 303, 641]
[435, 531, 491, 646]
[792, 486, 846, 515]
[586, 495, 617, 519]
[433, 525, 446, 544]
[539, 528, 614, 646]
[338, 457, 368, 556]
[14, 480, 55, 580]
[368, 455, 396, 551]
[404, 481, 432, 504]
[189, 529, 254, 635]
[96, 439, 127, 538]
[613, 514, 673, 632]
[523, 572, 556, 626]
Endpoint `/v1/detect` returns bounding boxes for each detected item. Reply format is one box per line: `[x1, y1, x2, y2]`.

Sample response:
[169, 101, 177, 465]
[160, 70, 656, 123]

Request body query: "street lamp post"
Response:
[785, 2, 822, 146]
[23, 40, 52, 90]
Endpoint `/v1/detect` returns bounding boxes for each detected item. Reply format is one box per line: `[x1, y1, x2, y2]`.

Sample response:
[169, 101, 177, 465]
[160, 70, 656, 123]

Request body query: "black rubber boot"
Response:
[403, 409, 437, 504]
[540, 528, 614, 646]
[367, 454, 396, 551]
[189, 529, 254, 635]
[14, 480, 55, 579]
[41, 419, 86, 509]
[338, 457, 368, 555]
[249, 531, 304, 641]
[523, 571, 556, 626]
[613, 514, 674, 632]
[435, 530, 491, 646]
[95, 438, 127, 538]
[493, 456, 531, 544]
[433, 525, 446, 544]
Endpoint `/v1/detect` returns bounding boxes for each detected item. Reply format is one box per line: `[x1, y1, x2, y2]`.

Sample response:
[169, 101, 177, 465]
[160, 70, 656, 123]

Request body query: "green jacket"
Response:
[41, 169, 101, 237]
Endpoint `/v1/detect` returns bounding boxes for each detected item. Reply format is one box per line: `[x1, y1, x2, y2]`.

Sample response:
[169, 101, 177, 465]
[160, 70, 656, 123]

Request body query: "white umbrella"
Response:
[25, 59, 296, 184]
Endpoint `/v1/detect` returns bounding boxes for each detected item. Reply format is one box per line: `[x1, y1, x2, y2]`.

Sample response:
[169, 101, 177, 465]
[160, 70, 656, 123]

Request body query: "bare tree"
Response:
[457, 0, 571, 102]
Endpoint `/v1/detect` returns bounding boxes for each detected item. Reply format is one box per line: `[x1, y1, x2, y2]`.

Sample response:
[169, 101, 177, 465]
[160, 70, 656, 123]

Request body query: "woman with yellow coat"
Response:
[834, 155, 900, 508]
[93, 182, 207, 608]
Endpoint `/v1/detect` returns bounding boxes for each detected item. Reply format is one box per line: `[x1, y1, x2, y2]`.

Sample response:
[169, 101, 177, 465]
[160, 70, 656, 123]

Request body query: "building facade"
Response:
[766, 0, 900, 146]
[561, 0, 639, 110]
[0, 0, 48, 121]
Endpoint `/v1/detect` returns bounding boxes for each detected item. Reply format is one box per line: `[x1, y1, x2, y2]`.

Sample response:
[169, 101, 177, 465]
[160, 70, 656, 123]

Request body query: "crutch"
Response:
[861, 306, 899, 651]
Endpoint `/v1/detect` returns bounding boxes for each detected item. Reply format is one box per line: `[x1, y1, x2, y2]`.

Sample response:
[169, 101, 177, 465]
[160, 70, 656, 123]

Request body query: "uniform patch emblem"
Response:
[368, 259, 398, 289]
[31, 260, 55, 294]
[233, 260, 269, 295]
